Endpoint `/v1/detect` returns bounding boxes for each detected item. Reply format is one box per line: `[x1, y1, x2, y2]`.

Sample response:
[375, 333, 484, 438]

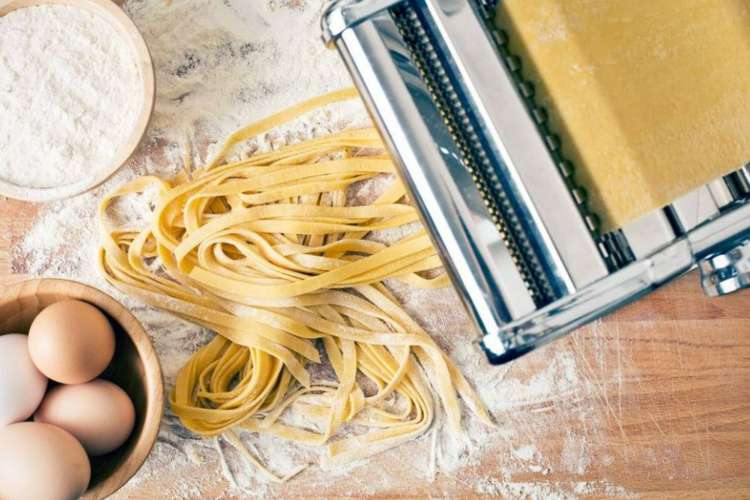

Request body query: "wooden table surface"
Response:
[3, 195, 750, 499]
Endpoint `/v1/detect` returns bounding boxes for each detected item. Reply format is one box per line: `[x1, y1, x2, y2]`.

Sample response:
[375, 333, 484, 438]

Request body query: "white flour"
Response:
[0, 5, 142, 189]
[123, 0, 359, 148]
[11, 0, 631, 498]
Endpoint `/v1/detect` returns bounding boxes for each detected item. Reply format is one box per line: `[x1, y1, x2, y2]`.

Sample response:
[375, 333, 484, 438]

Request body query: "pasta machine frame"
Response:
[322, 0, 750, 364]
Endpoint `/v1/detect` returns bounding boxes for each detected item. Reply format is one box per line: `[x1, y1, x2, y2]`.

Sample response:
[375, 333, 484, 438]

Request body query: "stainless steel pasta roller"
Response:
[321, 0, 750, 364]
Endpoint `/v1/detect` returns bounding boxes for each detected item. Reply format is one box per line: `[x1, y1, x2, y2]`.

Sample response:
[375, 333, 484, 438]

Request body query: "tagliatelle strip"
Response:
[97, 89, 492, 481]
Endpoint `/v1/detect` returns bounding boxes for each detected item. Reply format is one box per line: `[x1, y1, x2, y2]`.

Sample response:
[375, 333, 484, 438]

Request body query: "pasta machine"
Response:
[321, 0, 750, 364]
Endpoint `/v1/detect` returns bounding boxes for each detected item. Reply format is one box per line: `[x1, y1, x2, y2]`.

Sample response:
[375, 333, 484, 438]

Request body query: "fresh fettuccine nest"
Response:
[98, 88, 491, 481]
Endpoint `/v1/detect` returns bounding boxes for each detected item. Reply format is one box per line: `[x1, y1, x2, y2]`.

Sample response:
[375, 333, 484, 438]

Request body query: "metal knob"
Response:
[699, 239, 750, 297]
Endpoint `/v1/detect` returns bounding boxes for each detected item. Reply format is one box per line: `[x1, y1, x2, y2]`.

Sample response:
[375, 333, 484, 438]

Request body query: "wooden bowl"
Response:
[0, 0, 155, 202]
[0, 279, 163, 500]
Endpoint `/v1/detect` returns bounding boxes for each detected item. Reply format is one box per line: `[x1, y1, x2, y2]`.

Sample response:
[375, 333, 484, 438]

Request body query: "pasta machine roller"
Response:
[321, 0, 750, 364]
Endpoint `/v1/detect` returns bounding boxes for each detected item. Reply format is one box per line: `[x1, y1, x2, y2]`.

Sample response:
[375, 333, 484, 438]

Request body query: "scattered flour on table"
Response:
[123, 0, 365, 147]
[475, 478, 635, 499]
[0, 4, 142, 189]
[11, 0, 631, 498]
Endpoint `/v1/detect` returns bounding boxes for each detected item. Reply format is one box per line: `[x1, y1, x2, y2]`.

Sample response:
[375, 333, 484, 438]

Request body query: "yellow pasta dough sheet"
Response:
[496, 0, 750, 230]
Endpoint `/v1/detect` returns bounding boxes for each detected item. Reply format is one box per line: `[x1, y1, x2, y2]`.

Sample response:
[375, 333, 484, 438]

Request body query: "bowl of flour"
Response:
[0, 0, 154, 202]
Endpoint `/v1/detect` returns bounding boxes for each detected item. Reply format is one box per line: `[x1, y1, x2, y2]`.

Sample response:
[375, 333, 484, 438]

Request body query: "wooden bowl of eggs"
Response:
[0, 278, 163, 500]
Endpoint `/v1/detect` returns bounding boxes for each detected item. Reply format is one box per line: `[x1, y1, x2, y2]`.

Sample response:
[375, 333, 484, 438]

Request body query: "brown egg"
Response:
[35, 379, 136, 456]
[0, 422, 90, 500]
[28, 300, 115, 384]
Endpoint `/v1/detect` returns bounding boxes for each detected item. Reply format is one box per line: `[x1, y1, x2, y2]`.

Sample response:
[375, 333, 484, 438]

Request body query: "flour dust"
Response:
[0, 4, 142, 189]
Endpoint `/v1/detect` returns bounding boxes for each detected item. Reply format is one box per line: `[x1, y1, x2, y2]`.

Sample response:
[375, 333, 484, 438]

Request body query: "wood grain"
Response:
[2, 197, 749, 498]
[0, 0, 154, 202]
[0, 278, 164, 500]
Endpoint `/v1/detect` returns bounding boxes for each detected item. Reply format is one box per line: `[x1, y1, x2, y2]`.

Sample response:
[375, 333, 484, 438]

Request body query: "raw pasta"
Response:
[98, 88, 492, 480]
[497, 0, 750, 230]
